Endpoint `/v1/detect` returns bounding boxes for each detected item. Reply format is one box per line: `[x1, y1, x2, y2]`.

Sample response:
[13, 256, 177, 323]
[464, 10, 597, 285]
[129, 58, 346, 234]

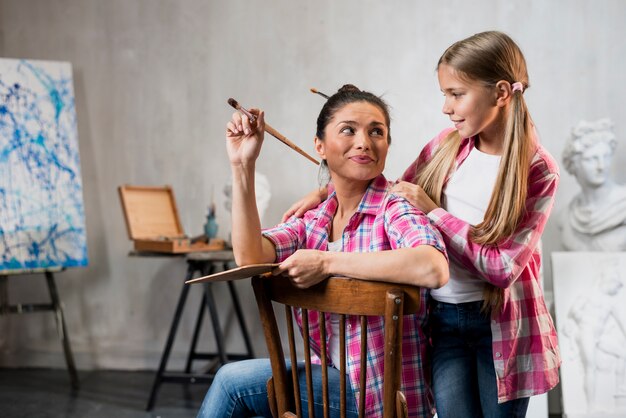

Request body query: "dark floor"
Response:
[0, 367, 565, 418]
[0, 368, 207, 418]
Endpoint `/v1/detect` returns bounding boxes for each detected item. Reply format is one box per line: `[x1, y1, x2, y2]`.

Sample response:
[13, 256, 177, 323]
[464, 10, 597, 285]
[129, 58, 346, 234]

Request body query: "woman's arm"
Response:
[273, 196, 449, 289]
[226, 109, 277, 266]
[275, 247, 448, 289]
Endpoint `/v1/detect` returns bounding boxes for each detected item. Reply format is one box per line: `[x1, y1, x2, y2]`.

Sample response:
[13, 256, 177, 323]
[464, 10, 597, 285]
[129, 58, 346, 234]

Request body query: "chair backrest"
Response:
[252, 276, 422, 418]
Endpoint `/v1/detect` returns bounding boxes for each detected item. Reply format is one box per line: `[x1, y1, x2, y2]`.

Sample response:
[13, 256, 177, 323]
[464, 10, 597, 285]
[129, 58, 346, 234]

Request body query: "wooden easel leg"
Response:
[0, 275, 8, 314]
[45, 271, 79, 391]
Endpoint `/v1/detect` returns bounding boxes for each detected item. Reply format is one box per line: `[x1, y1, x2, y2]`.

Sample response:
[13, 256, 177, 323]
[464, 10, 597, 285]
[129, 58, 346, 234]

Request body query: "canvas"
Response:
[0, 58, 88, 273]
[552, 252, 626, 418]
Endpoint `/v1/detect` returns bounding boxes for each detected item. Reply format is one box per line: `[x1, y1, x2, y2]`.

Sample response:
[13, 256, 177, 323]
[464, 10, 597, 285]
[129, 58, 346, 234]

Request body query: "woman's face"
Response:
[575, 141, 613, 188]
[315, 101, 389, 185]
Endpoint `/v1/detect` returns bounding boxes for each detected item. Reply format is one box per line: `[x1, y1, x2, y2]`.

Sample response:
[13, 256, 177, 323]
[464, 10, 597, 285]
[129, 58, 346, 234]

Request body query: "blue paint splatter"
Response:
[0, 58, 88, 272]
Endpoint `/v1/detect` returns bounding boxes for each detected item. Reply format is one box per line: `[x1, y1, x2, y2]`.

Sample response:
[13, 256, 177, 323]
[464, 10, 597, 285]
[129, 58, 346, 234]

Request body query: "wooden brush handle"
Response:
[228, 98, 319, 165]
[264, 123, 320, 165]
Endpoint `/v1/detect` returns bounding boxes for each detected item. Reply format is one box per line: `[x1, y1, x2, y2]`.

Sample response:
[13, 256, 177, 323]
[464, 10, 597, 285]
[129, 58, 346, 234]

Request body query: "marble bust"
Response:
[559, 119, 626, 251]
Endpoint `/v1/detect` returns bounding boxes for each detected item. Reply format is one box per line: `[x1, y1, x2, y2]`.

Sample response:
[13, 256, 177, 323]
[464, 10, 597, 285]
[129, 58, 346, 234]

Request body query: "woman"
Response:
[198, 85, 448, 418]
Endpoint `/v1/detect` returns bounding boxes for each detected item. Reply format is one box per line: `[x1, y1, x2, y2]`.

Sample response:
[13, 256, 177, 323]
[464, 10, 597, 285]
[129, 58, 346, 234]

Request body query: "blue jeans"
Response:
[429, 300, 529, 418]
[197, 359, 358, 418]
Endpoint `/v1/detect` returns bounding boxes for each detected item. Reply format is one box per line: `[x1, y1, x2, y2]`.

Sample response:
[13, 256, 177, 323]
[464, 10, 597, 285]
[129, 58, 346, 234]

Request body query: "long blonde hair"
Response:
[416, 31, 535, 312]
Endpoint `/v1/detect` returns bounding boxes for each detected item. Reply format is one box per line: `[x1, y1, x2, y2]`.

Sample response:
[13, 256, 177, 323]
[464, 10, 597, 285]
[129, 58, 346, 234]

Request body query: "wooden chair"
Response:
[252, 275, 422, 418]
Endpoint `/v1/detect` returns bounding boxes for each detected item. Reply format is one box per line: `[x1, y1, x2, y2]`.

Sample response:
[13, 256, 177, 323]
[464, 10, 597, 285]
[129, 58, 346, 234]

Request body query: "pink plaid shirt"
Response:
[401, 128, 561, 402]
[263, 174, 446, 417]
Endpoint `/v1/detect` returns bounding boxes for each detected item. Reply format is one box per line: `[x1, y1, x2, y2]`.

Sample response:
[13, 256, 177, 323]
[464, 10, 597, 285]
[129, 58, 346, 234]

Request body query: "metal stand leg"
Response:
[185, 291, 206, 373]
[146, 264, 196, 411]
[204, 282, 228, 365]
[45, 272, 79, 391]
[227, 280, 254, 358]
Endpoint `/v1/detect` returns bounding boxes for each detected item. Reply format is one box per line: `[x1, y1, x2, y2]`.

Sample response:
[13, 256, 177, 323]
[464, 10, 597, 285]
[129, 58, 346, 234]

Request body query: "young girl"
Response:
[198, 85, 448, 418]
[285, 31, 561, 417]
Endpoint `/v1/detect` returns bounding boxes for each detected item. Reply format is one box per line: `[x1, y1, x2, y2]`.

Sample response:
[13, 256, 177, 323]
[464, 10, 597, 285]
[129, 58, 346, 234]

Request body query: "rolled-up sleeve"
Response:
[262, 216, 306, 263]
[384, 196, 447, 260]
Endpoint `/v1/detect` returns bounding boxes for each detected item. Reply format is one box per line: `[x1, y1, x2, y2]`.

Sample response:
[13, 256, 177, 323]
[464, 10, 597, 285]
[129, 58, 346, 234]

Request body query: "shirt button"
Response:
[495, 352, 502, 358]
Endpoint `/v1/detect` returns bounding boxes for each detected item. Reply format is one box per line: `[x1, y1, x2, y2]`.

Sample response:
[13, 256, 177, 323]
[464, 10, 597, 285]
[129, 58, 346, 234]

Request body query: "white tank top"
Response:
[327, 239, 344, 370]
[430, 146, 501, 303]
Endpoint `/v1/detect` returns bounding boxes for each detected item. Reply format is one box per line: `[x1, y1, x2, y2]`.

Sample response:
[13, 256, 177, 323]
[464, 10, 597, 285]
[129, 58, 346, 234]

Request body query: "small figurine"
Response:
[204, 204, 218, 239]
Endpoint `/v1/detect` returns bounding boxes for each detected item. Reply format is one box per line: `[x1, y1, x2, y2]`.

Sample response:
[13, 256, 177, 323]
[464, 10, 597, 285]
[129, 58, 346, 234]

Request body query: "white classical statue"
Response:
[561, 257, 626, 413]
[559, 119, 626, 250]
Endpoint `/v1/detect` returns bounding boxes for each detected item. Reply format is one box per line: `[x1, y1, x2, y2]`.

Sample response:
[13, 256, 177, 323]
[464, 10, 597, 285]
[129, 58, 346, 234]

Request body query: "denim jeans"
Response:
[429, 300, 529, 418]
[197, 359, 357, 418]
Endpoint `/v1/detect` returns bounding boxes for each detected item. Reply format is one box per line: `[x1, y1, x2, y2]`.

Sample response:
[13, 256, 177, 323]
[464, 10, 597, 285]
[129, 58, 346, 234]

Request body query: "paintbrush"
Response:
[227, 98, 320, 165]
[309, 87, 329, 99]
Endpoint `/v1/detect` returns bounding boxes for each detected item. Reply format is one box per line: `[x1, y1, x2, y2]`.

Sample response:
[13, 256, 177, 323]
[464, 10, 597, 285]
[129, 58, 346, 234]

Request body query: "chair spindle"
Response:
[285, 305, 302, 417]
[302, 309, 315, 418]
[359, 315, 367, 418]
[340, 314, 346, 418]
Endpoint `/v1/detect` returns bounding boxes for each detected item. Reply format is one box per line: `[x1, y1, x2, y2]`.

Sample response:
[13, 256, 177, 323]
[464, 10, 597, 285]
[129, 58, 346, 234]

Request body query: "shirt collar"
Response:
[321, 174, 390, 219]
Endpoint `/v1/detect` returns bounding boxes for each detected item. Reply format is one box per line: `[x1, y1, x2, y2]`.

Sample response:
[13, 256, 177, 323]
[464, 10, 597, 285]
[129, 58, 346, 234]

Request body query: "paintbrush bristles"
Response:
[227, 98, 239, 109]
[227, 98, 256, 122]
[310, 88, 329, 99]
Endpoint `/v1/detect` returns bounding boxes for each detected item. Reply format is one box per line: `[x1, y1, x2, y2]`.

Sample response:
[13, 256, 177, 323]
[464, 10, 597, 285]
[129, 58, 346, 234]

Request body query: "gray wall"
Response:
[1, 0, 625, 413]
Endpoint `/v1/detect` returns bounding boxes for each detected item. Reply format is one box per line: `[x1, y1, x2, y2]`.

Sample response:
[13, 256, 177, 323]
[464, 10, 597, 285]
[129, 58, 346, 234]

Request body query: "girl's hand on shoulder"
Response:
[391, 181, 439, 214]
[281, 188, 326, 221]
[226, 109, 265, 166]
[272, 249, 329, 289]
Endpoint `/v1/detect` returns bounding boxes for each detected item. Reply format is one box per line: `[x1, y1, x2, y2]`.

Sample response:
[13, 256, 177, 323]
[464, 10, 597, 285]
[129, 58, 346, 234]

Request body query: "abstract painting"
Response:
[0, 58, 88, 273]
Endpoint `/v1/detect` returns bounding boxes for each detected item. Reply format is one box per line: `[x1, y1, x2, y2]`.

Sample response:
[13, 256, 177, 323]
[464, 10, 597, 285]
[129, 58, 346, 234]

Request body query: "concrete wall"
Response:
[1, 0, 625, 413]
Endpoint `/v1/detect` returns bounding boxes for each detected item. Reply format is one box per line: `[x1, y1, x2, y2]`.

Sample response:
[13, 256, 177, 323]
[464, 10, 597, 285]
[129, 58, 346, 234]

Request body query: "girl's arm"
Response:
[429, 162, 559, 288]
[395, 130, 559, 289]
[226, 109, 277, 266]
[281, 187, 328, 221]
[282, 129, 451, 222]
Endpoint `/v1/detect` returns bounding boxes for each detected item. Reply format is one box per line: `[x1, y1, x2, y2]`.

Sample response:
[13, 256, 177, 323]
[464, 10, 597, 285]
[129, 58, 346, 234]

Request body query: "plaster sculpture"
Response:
[553, 253, 626, 417]
[223, 171, 271, 224]
[559, 119, 626, 251]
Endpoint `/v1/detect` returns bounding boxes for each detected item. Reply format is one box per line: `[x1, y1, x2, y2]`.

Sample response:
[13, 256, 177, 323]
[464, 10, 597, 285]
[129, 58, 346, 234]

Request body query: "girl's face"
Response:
[438, 64, 502, 142]
[315, 101, 389, 185]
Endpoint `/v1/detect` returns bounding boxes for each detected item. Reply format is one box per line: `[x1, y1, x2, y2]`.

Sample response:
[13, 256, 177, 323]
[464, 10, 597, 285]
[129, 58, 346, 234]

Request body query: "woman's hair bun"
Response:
[337, 84, 361, 94]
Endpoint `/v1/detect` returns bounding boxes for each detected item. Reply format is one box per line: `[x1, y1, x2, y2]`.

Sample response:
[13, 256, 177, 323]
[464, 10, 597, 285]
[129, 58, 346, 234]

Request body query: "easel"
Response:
[0, 269, 79, 390]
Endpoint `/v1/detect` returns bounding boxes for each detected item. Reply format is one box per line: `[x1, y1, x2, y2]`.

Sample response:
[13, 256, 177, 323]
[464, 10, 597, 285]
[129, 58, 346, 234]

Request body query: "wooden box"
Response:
[118, 185, 225, 253]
